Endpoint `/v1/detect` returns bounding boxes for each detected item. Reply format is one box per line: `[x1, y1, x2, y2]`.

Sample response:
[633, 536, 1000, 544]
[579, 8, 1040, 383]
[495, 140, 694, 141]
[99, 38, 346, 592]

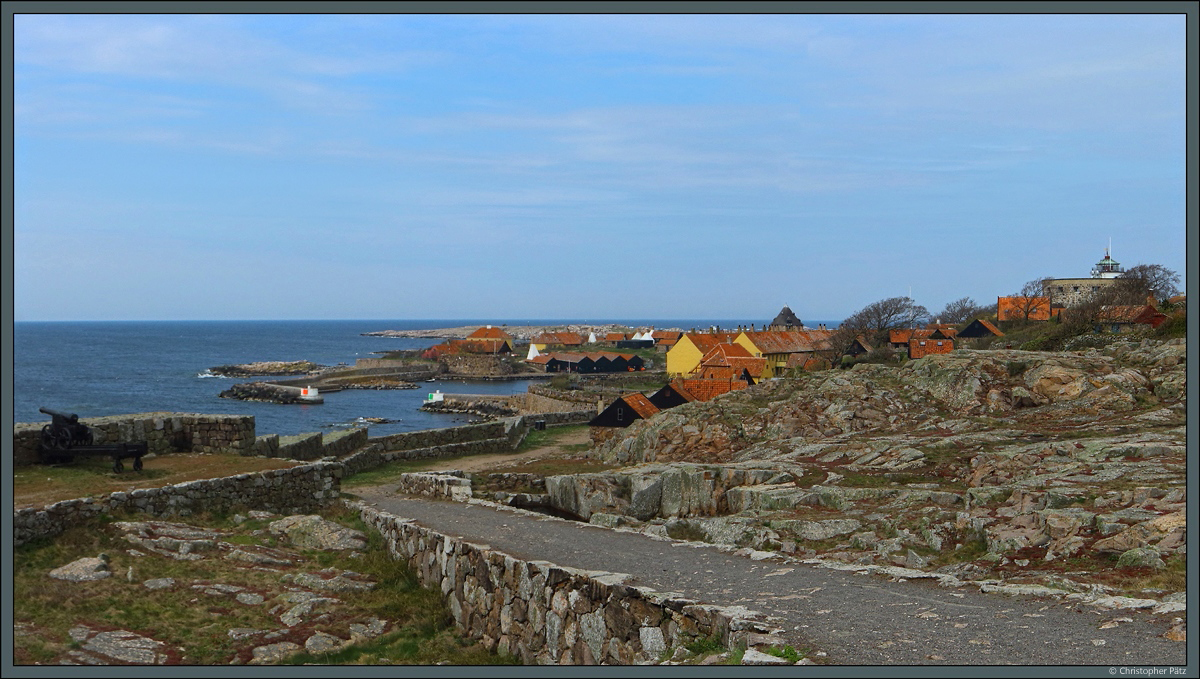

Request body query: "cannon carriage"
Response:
[37, 407, 147, 473]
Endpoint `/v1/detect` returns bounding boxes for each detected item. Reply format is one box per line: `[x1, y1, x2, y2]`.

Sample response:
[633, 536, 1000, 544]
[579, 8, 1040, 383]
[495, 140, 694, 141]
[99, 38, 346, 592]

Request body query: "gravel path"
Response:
[353, 488, 1186, 667]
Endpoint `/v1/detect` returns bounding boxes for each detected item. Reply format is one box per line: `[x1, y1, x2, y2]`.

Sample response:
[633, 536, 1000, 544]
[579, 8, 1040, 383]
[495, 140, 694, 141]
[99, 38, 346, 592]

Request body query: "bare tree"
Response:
[1111, 264, 1181, 305]
[936, 297, 981, 325]
[829, 296, 930, 356]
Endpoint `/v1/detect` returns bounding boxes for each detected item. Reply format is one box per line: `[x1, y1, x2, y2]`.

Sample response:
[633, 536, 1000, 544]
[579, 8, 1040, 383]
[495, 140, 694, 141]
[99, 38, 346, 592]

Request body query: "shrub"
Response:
[1154, 312, 1186, 339]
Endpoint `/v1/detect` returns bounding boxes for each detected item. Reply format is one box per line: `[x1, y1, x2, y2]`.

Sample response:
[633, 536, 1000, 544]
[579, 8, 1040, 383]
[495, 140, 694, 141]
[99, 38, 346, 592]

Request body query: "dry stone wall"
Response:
[275, 433, 325, 461]
[393, 471, 473, 502]
[12, 413, 255, 467]
[13, 462, 341, 547]
[356, 503, 775, 665]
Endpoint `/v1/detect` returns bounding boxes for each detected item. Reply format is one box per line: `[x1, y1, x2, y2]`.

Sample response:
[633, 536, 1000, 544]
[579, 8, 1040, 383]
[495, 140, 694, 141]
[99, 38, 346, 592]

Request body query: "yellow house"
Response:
[734, 330, 833, 378]
[665, 332, 738, 377]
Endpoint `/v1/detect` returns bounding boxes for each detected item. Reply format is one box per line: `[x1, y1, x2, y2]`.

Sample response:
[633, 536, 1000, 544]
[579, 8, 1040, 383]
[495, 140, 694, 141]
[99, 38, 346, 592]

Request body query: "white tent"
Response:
[587, 332, 598, 344]
[527, 344, 541, 360]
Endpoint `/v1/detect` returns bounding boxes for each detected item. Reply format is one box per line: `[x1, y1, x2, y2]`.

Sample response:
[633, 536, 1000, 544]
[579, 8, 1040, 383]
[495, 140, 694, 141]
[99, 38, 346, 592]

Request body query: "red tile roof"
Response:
[890, 328, 935, 344]
[1098, 305, 1155, 323]
[532, 332, 584, 346]
[664, 380, 699, 403]
[678, 378, 751, 401]
[466, 326, 512, 340]
[975, 319, 1004, 337]
[739, 330, 832, 354]
[682, 332, 740, 355]
[620, 392, 661, 419]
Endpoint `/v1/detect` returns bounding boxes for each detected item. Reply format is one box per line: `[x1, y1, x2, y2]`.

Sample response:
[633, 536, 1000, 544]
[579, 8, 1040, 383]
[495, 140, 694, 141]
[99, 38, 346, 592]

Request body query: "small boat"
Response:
[426, 378, 436, 382]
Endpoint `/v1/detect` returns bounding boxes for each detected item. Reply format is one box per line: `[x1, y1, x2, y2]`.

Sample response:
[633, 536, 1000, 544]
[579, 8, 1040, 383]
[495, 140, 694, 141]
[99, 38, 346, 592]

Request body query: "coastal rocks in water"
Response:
[50, 555, 111, 582]
[209, 361, 324, 378]
[268, 515, 367, 551]
[421, 399, 518, 420]
[219, 382, 305, 404]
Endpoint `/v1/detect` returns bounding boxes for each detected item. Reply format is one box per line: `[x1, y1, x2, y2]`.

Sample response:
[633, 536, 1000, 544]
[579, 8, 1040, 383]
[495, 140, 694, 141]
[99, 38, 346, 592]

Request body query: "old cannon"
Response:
[37, 407, 147, 473]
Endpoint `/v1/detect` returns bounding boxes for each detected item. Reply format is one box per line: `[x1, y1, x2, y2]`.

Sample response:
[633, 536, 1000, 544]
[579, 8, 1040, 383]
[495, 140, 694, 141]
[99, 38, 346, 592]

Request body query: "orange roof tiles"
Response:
[678, 378, 750, 401]
[466, 326, 512, 340]
[620, 393, 660, 419]
[532, 332, 584, 345]
[741, 330, 832, 354]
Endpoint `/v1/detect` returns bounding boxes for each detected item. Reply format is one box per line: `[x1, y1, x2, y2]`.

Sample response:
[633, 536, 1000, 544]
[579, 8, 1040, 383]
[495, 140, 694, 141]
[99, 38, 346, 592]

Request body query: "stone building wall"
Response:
[355, 503, 775, 665]
[13, 462, 341, 547]
[12, 413, 256, 467]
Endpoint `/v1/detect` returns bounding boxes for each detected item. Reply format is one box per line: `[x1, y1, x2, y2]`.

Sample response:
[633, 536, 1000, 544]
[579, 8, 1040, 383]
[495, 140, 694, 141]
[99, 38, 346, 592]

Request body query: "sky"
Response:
[11, 11, 1190, 322]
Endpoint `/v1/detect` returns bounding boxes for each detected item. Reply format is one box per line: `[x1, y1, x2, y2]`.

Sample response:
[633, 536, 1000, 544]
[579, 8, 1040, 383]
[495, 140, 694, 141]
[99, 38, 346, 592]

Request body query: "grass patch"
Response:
[342, 458, 445, 488]
[12, 505, 512, 666]
[937, 536, 989, 565]
[14, 453, 302, 511]
[765, 645, 805, 663]
[684, 634, 725, 655]
[514, 424, 588, 453]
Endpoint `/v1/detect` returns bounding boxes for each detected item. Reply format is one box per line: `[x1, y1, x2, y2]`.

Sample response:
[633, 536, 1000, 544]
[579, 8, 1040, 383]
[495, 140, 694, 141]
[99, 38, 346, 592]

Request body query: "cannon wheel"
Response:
[40, 425, 55, 448]
[113, 459, 124, 474]
[56, 429, 74, 450]
[133, 458, 143, 472]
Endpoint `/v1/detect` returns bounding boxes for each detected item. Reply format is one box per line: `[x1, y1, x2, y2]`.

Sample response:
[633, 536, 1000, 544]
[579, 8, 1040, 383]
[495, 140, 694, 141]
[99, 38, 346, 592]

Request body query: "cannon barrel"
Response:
[39, 407, 80, 424]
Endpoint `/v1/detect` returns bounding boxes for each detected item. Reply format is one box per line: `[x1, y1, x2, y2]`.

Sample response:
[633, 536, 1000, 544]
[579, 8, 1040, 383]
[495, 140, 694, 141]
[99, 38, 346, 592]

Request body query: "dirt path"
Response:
[354, 493, 1187, 666]
[421, 427, 592, 473]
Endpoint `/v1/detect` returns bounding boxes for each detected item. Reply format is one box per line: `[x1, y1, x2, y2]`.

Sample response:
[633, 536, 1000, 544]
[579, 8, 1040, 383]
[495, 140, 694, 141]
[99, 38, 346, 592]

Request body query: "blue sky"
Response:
[12, 12, 1188, 321]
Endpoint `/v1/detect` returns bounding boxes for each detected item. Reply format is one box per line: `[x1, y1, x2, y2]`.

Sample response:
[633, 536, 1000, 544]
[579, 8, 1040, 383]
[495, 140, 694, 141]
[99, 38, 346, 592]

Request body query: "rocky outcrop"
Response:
[268, 515, 367, 551]
[592, 340, 1185, 467]
[575, 340, 1187, 598]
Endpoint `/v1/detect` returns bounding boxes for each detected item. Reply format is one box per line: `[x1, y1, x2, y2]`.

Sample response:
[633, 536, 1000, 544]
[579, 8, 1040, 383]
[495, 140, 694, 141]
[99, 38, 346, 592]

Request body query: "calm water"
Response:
[13, 319, 818, 439]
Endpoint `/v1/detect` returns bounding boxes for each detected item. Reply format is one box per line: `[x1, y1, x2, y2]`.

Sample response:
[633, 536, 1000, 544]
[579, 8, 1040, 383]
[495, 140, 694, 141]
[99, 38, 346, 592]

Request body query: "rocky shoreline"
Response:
[209, 361, 325, 378]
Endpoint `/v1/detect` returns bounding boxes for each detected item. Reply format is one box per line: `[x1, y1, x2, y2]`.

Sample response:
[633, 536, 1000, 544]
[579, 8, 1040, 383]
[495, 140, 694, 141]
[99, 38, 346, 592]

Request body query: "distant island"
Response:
[361, 324, 682, 341]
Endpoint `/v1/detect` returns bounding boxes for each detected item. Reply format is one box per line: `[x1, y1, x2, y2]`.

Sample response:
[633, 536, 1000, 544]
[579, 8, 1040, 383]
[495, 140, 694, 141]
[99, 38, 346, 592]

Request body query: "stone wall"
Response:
[529, 385, 608, 407]
[393, 471, 473, 502]
[512, 391, 603, 415]
[276, 433, 325, 461]
[13, 462, 341, 547]
[372, 421, 509, 452]
[324, 428, 370, 458]
[440, 354, 515, 377]
[12, 413, 256, 467]
[254, 434, 280, 457]
[356, 503, 775, 665]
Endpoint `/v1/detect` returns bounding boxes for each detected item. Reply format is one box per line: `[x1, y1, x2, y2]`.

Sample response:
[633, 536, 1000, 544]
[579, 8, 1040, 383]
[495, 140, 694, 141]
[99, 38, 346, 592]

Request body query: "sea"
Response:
[12, 319, 836, 440]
